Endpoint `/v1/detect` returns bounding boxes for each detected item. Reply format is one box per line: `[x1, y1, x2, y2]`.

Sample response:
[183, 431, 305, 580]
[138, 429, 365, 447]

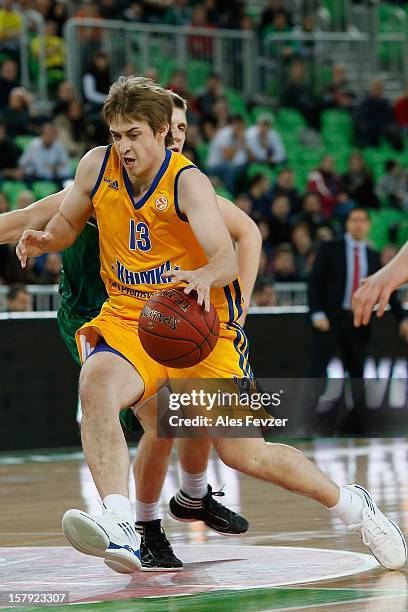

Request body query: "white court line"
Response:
[0, 555, 44, 567]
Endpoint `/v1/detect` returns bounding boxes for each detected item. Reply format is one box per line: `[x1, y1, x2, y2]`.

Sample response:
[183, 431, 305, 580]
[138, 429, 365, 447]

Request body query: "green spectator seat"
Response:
[368, 208, 404, 250]
[71, 158, 80, 174]
[187, 59, 211, 93]
[154, 58, 178, 87]
[31, 180, 59, 200]
[321, 110, 353, 142]
[397, 220, 408, 247]
[196, 141, 209, 168]
[0, 180, 28, 209]
[225, 88, 250, 123]
[276, 108, 306, 132]
[14, 135, 35, 151]
[214, 185, 233, 200]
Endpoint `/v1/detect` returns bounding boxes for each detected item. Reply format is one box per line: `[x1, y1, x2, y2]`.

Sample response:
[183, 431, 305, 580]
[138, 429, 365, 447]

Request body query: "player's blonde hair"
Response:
[103, 76, 173, 136]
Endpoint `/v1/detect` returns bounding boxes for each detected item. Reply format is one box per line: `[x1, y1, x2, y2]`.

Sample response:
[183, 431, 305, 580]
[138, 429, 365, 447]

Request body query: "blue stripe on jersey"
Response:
[232, 279, 243, 318]
[174, 164, 198, 221]
[229, 322, 253, 378]
[90, 144, 112, 200]
[223, 285, 235, 323]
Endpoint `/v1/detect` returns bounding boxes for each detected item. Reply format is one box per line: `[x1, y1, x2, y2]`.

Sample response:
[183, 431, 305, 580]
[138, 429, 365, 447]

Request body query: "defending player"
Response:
[0, 90, 260, 570]
[17, 77, 406, 575]
[353, 240, 408, 327]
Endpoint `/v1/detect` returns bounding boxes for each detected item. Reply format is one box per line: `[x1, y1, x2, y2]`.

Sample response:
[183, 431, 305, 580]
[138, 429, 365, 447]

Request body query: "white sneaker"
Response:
[345, 484, 407, 570]
[62, 509, 141, 574]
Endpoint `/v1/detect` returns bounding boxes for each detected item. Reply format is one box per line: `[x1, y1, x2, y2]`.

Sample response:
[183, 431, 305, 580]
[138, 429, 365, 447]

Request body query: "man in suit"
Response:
[308, 207, 408, 378]
[306, 208, 408, 434]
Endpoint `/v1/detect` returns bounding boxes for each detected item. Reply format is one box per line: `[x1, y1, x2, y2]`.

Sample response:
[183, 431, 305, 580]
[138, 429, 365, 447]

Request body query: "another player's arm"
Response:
[217, 195, 262, 320]
[164, 169, 238, 310]
[16, 148, 102, 267]
[0, 188, 69, 244]
[353, 240, 408, 327]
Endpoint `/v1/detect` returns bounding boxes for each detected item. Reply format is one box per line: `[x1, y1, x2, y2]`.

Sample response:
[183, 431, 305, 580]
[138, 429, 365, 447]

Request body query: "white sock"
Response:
[103, 494, 133, 523]
[328, 486, 364, 525]
[180, 467, 208, 499]
[135, 499, 160, 523]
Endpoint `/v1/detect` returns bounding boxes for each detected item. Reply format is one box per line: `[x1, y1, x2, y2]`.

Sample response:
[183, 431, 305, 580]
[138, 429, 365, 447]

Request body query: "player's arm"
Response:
[16, 148, 102, 267]
[217, 195, 262, 320]
[353, 240, 408, 327]
[0, 188, 69, 244]
[163, 169, 238, 310]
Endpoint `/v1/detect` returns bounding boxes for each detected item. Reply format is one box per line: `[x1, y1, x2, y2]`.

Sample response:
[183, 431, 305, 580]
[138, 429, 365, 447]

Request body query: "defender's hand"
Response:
[16, 230, 53, 268]
[163, 268, 212, 311]
[352, 272, 393, 327]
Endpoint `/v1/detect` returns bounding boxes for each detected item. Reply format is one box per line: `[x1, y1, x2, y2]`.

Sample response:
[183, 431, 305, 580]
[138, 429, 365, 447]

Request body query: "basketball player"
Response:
[0, 91, 260, 570]
[17, 77, 406, 574]
[353, 240, 408, 327]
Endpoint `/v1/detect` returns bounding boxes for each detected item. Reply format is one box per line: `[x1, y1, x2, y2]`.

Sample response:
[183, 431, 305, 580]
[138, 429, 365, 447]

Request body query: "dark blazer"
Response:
[308, 238, 406, 321]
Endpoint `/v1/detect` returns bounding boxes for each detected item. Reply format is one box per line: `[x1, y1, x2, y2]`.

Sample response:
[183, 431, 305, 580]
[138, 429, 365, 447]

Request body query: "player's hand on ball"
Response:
[352, 272, 392, 327]
[16, 230, 53, 268]
[163, 267, 212, 311]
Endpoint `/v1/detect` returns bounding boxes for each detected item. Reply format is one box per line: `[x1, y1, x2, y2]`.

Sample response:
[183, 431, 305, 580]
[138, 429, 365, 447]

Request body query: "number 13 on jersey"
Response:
[129, 220, 151, 252]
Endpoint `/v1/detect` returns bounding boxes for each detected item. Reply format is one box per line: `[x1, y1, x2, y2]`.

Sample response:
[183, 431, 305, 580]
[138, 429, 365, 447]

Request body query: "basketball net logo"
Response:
[155, 195, 168, 211]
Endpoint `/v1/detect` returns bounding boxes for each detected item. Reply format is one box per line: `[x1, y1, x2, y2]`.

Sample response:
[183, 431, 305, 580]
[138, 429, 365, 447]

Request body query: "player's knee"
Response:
[79, 366, 119, 413]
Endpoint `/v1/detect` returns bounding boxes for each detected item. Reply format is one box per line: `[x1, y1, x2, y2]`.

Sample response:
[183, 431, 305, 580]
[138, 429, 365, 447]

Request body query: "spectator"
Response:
[251, 278, 277, 306]
[82, 51, 111, 112]
[0, 0, 23, 60]
[257, 219, 273, 257]
[280, 61, 319, 128]
[45, 0, 69, 37]
[167, 69, 191, 101]
[270, 168, 301, 214]
[315, 224, 334, 243]
[31, 20, 65, 73]
[307, 155, 341, 218]
[210, 96, 231, 130]
[355, 79, 400, 149]
[294, 192, 326, 236]
[268, 195, 292, 246]
[322, 63, 355, 111]
[54, 80, 77, 115]
[2, 87, 34, 137]
[0, 58, 19, 109]
[39, 253, 62, 284]
[55, 99, 94, 157]
[307, 207, 408, 381]
[332, 190, 356, 226]
[291, 223, 313, 279]
[380, 244, 398, 267]
[195, 73, 224, 117]
[15, 190, 34, 209]
[19, 122, 72, 184]
[234, 193, 253, 216]
[6, 284, 32, 312]
[394, 84, 408, 133]
[259, 0, 293, 37]
[0, 242, 39, 284]
[245, 112, 286, 166]
[376, 160, 408, 211]
[123, 2, 145, 22]
[100, 0, 123, 20]
[262, 11, 294, 59]
[188, 5, 216, 58]
[207, 114, 248, 193]
[247, 174, 273, 220]
[164, 0, 192, 25]
[0, 191, 9, 213]
[341, 152, 379, 209]
[272, 244, 300, 282]
[0, 121, 23, 180]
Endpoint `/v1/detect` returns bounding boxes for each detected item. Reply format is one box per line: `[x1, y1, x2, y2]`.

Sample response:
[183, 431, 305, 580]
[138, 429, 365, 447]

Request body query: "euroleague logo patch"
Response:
[155, 195, 168, 211]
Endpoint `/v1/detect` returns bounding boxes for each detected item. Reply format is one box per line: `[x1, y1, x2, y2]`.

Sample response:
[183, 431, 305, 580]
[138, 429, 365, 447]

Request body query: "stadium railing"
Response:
[1, 283, 406, 314]
[19, 10, 49, 107]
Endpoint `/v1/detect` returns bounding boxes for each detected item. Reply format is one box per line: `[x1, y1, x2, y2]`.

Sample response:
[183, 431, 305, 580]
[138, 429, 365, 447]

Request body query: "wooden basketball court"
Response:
[1, 439, 407, 611]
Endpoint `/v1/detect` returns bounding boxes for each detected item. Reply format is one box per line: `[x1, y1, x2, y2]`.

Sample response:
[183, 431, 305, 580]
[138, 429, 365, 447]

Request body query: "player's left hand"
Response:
[163, 268, 212, 311]
[399, 319, 408, 343]
[352, 272, 392, 327]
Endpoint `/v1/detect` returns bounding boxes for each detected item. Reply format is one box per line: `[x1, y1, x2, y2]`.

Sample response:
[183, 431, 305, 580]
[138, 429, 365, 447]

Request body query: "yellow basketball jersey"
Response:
[91, 145, 243, 323]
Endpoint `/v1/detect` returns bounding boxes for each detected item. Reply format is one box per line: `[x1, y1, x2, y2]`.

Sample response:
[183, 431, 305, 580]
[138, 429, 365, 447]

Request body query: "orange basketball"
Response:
[138, 287, 220, 368]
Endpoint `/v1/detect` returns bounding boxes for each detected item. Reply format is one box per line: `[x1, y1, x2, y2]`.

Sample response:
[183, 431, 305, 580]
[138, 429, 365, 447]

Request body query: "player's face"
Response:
[169, 107, 187, 153]
[110, 117, 168, 177]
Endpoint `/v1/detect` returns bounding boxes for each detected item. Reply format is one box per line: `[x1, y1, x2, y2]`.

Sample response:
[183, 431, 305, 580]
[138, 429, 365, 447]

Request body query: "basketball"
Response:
[138, 287, 220, 368]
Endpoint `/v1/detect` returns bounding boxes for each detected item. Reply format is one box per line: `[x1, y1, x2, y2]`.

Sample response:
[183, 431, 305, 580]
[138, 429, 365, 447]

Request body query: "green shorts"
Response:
[57, 307, 140, 433]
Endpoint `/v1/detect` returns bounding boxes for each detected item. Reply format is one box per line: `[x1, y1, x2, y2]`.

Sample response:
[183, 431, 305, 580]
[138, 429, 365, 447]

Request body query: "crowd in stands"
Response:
[0, 0, 407, 311]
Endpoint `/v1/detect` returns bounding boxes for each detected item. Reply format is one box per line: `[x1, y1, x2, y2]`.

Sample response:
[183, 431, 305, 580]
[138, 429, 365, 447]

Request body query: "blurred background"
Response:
[0, 0, 407, 448]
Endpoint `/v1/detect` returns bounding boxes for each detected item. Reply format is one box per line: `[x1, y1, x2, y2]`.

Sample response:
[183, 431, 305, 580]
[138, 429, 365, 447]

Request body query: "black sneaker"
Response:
[135, 519, 183, 572]
[169, 485, 249, 535]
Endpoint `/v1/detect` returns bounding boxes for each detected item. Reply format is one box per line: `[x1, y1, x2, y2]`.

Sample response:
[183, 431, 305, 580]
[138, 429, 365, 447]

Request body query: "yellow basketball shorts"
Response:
[76, 309, 253, 404]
